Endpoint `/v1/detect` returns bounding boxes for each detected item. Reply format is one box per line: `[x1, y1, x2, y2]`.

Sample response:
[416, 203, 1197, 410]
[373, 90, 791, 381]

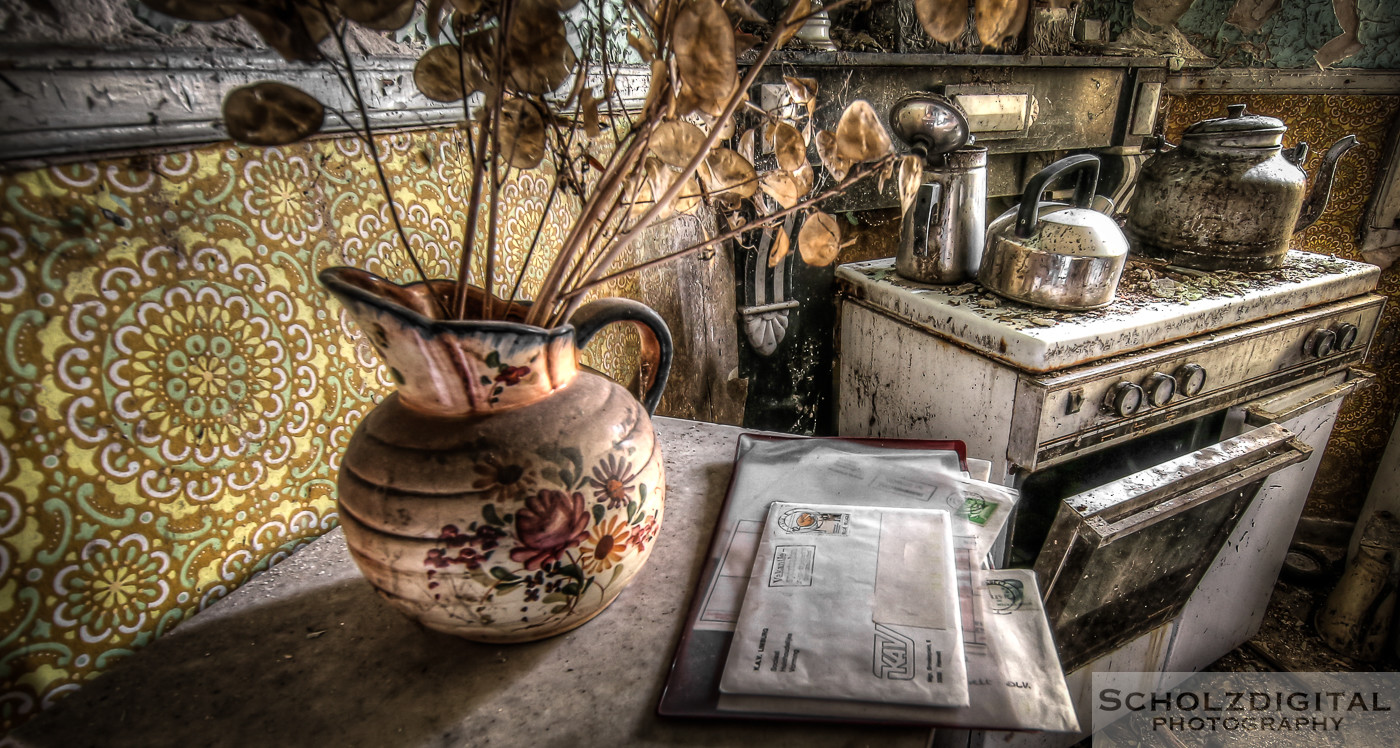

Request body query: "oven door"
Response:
[1033, 422, 1311, 673]
[1162, 368, 1373, 672]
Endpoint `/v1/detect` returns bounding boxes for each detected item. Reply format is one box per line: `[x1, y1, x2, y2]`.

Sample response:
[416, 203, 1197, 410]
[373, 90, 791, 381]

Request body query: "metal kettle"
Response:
[1125, 104, 1358, 272]
[890, 94, 987, 284]
[978, 154, 1129, 310]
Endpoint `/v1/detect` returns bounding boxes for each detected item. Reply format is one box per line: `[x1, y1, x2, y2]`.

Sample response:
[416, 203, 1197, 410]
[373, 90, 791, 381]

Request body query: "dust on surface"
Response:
[857, 251, 1362, 331]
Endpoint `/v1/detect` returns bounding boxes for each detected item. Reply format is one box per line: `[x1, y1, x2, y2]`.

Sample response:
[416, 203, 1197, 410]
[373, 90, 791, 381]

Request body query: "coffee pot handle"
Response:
[571, 298, 673, 415]
[1015, 154, 1100, 239]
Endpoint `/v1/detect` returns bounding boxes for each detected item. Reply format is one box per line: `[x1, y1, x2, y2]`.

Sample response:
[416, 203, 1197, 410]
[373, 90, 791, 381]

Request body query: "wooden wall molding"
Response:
[0, 46, 650, 165]
[1168, 68, 1400, 96]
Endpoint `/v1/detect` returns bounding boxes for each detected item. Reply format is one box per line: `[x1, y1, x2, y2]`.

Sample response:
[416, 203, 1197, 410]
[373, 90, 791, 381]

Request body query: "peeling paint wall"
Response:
[1083, 0, 1400, 68]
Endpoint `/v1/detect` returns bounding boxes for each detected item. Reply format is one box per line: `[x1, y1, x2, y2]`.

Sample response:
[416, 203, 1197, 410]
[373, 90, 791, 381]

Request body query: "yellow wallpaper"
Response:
[1164, 94, 1400, 518]
[0, 126, 641, 732]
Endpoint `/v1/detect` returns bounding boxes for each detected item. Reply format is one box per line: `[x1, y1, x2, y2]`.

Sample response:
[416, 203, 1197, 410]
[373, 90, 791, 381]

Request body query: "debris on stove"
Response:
[858, 252, 1360, 330]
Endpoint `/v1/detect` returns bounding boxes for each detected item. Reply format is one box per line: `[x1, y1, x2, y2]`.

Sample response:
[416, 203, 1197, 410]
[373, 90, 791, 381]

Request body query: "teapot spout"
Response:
[1296, 135, 1359, 232]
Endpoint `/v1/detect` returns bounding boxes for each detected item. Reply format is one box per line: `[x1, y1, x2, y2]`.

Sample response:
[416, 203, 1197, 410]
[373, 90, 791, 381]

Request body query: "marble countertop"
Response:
[837, 252, 1381, 373]
[9, 418, 933, 748]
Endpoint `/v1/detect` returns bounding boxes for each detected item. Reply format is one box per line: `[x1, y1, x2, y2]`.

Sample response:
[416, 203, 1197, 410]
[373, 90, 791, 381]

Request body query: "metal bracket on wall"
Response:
[740, 211, 799, 356]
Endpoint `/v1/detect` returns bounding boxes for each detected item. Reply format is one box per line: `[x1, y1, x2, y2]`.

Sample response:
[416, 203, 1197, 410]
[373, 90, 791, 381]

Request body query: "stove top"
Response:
[836, 251, 1381, 373]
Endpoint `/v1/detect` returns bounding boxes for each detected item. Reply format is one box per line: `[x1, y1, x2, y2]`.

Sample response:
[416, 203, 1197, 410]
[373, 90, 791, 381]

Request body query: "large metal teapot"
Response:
[1125, 104, 1357, 271]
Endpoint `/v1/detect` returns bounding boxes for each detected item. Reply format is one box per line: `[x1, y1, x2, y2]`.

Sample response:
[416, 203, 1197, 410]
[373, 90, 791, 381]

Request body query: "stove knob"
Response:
[1332, 322, 1359, 351]
[1143, 372, 1176, 407]
[1175, 363, 1207, 397]
[1105, 381, 1145, 417]
[1304, 328, 1337, 359]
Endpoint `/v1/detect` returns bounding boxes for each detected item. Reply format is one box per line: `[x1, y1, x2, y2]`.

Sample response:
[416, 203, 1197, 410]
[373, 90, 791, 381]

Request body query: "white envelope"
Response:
[695, 438, 1016, 634]
[718, 568, 1080, 732]
[719, 502, 969, 708]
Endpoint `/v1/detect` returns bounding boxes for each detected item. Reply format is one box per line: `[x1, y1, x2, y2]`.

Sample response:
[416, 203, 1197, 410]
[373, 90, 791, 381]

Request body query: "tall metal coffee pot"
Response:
[1125, 104, 1357, 271]
[890, 95, 988, 284]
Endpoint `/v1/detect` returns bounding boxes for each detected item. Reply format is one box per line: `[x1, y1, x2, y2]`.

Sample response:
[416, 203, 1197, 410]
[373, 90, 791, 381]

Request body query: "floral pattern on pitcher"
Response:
[420, 446, 662, 631]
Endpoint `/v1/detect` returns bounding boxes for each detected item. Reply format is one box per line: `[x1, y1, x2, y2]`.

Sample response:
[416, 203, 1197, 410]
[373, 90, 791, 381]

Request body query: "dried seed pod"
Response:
[652, 120, 708, 169]
[649, 163, 704, 216]
[223, 81, 325, 146]
[776, 0, 812, 47]
[701, 147, 758, 206]
[504, 0, 576, 94]
[738, 127, 756, 163]
[835, 100, 892, 163]
[640, 58, 670, 119]
[676, 176, 704, 214]
[916, 0, 969, 44]
[297, 2, 339, 44]
[232, 2, 324, 62]
[414, 44, 485, 102]
[772, 121, 807, 173]
[791, 162, 814, 196]
[138, 0, 234, 22]
[722, 0, 767, 23]
[975, 0, 1028, 49]
[897, 155, 924, 215]
[425, 0, 448, 38]
[498, 98, 546, 169]
[784, 75, 818, 120]
[580, 88, 601, 138]
[759, 171, 803, 210]
[710, 113, 736, 140]
[768, 225, 791, 267]
[815, 129, 851, 181]
[672, 0, 737, 117]
[625, 157, 665, 222]
[628, 27, 656, 62]
[798, 211, 841, 266]
[334, 0, 415, 31]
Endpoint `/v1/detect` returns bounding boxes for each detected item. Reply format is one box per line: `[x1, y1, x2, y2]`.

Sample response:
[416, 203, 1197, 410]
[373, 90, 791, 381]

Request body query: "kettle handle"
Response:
[1015, 154, 1100, 239]
[571, 298, 673, 415]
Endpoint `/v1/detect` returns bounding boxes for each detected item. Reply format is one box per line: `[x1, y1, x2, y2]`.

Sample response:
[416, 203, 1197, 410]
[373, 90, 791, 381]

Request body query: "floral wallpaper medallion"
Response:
[0, 125, 646, 733]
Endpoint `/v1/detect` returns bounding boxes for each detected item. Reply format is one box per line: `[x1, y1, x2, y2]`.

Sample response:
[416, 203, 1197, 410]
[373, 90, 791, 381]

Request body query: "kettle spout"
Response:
[1296, 135, 1359, 232]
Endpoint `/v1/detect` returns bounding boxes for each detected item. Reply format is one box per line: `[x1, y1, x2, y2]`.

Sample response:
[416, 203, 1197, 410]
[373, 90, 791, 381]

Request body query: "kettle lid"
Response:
[1184, 104, 1286, 138]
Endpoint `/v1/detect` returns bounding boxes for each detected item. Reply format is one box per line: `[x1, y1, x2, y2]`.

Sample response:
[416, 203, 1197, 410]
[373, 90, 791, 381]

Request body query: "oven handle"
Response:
[1093, 439, 1312, 542]
[1243, 367, 1374, 427]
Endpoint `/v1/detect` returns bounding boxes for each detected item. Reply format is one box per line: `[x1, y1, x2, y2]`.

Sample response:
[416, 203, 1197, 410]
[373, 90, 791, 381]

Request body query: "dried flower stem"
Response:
[538, 4, 805, 326]
[323, 9, 445, 318]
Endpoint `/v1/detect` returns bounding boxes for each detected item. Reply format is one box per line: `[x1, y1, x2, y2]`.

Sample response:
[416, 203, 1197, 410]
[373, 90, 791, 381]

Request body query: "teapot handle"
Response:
[571, 298, 673, 415]
[1015, 154, 1100, 239]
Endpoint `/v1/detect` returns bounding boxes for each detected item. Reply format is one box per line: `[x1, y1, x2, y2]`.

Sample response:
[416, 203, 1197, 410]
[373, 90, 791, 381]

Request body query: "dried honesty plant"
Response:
[143, 0, 897, 327]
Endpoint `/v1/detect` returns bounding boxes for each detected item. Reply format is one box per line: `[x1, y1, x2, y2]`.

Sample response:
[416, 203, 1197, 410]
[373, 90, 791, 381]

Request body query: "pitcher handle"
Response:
[571, 298, 673, 415]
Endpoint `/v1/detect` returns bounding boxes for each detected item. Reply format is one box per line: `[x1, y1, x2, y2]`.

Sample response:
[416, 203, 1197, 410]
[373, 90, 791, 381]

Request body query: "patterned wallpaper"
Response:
[0, 126, 641, 732]
[1163, 94, 1400, 518]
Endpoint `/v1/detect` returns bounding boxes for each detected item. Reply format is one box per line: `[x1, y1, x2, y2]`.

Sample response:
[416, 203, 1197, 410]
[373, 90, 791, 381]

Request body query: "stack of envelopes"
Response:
[660, 435, 1079, 733]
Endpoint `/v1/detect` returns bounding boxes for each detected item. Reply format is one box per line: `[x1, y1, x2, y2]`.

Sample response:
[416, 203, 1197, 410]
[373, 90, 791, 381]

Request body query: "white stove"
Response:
[838, 251, 1380, 372]
[835, 250, 1385, 746]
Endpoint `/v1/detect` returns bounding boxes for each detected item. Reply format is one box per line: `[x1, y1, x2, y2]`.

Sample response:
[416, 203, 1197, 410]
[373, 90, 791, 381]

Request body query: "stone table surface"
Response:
[9, 418, 933, 748]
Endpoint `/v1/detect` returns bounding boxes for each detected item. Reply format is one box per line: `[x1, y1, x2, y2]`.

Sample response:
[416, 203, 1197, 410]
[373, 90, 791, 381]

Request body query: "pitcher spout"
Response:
[1295, 135, 1359, 232]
